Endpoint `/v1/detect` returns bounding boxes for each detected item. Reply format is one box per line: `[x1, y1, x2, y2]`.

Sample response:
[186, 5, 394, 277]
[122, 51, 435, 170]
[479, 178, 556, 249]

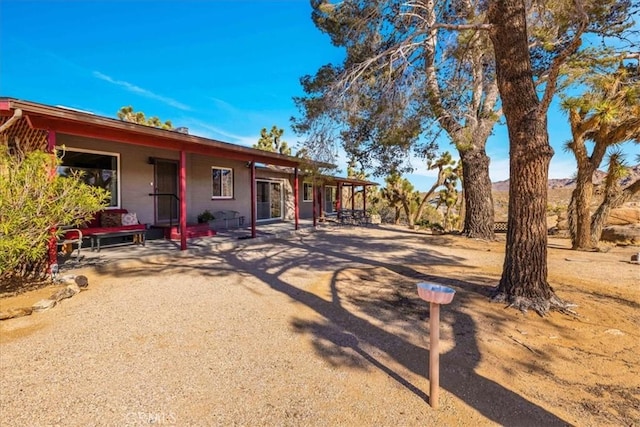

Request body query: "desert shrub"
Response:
[0, 148, 109, 281]
[417, 205, 443, 226]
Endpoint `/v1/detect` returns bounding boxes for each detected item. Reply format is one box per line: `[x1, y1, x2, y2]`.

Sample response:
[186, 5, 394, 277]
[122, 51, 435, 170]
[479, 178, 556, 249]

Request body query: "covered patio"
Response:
[1, 98, 337, 258]
[54, 218, 319, 272]
[309, 175, 379, 226]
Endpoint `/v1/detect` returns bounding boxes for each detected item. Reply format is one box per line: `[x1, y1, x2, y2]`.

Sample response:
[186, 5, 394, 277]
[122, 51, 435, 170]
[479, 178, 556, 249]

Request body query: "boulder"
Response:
[606, 207, 640, 226]
[600, 224, 640, 245]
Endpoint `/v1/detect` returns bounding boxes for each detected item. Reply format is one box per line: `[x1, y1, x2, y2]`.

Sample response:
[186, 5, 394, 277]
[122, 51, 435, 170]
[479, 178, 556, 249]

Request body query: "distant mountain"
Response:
[492, 165, 640, 192]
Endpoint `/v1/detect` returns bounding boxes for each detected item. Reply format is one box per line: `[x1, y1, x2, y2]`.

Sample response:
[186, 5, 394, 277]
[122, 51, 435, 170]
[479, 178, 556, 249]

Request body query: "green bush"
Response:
[0, 148, 109, 281]
[197, 209, 215, 223]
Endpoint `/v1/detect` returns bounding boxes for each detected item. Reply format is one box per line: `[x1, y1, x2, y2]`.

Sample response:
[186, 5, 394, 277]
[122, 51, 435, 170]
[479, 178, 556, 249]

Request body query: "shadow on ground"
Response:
[54, 227, 570, 424]
[213, 232, 570, 426]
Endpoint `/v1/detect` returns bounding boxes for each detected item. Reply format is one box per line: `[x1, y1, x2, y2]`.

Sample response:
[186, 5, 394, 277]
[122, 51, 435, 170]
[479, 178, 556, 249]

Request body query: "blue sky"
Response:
[1, 1, 635, 190]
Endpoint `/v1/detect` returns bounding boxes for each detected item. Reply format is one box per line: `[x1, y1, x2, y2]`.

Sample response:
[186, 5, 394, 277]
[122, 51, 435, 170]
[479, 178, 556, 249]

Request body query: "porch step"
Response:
[158, 223, 217, 240]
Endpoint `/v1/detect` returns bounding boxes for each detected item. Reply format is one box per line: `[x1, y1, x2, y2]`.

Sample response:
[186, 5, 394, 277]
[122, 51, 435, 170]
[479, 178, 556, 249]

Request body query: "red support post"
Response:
[336, 182, 342, 214]
[294, 168, 299, 231]
[179, 150, 187, 250]
[251, 161, 256, 238]
[47, 129, 56, 152]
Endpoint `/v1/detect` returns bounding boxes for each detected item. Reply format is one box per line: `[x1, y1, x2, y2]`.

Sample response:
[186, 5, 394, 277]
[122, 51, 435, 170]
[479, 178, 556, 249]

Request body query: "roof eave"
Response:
[0, 97, 333, 169]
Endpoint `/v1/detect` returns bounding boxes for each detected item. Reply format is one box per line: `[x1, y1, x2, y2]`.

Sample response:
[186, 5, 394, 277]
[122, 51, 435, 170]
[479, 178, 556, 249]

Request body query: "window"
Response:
[57, 147, 120, 207]
[212, 166, 233, 199]
[303, 182, 313, 202]
[256, 180, 283, 220]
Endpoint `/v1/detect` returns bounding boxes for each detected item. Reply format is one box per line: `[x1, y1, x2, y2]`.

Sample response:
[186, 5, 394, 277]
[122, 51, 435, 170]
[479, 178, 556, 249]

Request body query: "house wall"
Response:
[187, 154, 251, 223]
[57, 134, 313, 226]
[57, 133, 174, 226]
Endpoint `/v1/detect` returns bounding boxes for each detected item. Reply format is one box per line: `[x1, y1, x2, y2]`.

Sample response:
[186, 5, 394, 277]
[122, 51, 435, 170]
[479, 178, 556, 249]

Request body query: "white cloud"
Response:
[180, 119, 259, 147]
[92, 71, 191, 111]
[208, 97, 238, 114]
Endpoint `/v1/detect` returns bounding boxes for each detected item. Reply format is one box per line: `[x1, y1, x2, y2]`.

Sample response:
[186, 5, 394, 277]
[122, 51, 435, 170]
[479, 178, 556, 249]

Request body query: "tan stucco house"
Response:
[1, 98, 377, 252]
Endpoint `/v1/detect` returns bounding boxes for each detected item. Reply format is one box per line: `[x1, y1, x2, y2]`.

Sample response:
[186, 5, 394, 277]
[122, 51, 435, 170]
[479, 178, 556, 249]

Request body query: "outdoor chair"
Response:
[56, 227, 83, 258]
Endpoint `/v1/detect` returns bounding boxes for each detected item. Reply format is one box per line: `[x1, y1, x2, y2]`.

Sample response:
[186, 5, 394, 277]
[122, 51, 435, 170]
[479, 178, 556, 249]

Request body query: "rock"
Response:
[75, 275, 89, 288]
[50, 284, 80, 302]
[600, 224, 640, 245]
[632, 253, 639, 263]
[557, 219, 569, 230]
[0, 307, 33, 320]
[606, 207, 640, 226]
[32, 299, 56, 312]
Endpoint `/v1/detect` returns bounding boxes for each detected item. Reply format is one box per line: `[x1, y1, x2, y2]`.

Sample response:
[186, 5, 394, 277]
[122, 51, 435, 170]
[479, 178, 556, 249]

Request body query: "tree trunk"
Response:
[488, 0, 565, 315]
[460, 147, 495, 239]
[403, 199, 415, 228]
[458, 186, 466, 229]
[570, 166, 596, 250]
[590, 179, 640, 246]
[566, 130, 598, 251]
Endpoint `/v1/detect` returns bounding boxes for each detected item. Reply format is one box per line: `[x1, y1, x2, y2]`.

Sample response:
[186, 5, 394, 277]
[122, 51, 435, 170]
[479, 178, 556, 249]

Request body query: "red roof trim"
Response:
[1, 98, 325, 168]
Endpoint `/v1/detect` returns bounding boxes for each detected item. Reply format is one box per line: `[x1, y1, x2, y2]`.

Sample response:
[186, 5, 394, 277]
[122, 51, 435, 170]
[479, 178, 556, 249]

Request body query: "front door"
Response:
[154, 160, 179, 223]
[325, 186, 337, 213]
[256, 180, 283, 221]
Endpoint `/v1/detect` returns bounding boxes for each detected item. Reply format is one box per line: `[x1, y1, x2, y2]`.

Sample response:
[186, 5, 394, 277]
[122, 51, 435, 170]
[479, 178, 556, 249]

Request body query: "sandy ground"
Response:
[1, 225, 638, 426]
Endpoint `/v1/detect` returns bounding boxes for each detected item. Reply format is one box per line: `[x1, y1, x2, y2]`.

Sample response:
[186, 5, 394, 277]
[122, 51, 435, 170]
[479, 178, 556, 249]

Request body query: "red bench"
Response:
[63, 209, 146, 251]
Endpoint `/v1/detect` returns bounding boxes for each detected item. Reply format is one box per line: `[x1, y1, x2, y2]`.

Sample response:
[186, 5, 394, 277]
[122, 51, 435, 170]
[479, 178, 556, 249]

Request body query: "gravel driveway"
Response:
[4, 226, 627, 426]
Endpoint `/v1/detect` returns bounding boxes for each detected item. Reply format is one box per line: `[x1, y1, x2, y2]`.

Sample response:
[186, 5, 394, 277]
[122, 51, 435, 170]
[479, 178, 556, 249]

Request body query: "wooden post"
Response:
[351, 185, 355, 211]
[429, 302, 440, 409]
[362, 185, 367, 214]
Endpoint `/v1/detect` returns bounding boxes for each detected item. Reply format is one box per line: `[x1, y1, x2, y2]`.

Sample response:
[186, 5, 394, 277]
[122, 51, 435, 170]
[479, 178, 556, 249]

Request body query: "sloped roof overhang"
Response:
[0, 98, 333, 169]
[317, 175, 379, 187]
